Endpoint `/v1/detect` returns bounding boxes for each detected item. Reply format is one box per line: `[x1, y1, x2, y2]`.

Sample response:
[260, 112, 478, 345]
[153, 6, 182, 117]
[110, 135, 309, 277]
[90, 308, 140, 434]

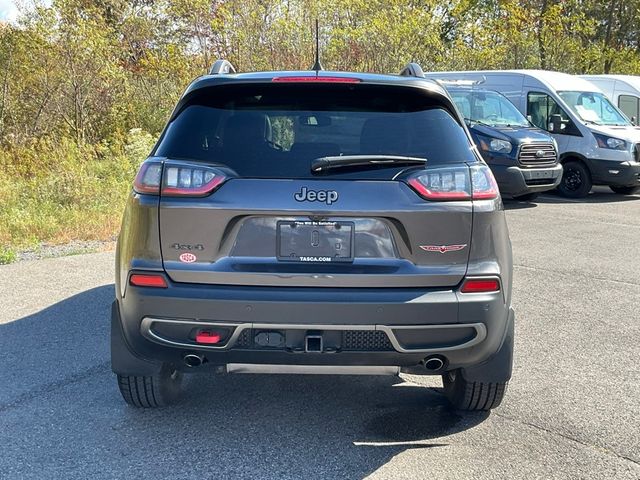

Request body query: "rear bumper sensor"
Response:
[140, 318, 487, 354]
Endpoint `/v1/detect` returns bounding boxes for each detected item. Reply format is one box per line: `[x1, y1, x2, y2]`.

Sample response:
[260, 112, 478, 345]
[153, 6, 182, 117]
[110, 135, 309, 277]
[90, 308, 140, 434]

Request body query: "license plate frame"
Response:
[276, 220, 355, 263]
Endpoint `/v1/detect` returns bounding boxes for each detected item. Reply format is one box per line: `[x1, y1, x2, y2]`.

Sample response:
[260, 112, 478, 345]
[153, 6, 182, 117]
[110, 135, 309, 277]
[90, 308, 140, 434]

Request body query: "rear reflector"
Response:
[461, 278, 500, 293]
[272, 76, 361, 83]
[195, 331, 222, 344]
[129, 274, 168, 288]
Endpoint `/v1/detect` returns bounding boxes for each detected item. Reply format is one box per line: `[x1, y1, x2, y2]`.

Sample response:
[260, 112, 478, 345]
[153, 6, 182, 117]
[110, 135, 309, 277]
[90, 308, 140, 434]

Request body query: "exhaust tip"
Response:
[423, 356, 445, 372]
[183, 353, 204, 368]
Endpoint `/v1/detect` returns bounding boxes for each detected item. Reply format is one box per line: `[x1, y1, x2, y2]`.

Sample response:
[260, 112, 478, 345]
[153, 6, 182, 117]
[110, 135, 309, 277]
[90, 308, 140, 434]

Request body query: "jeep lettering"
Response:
[294, 187, 339, 205]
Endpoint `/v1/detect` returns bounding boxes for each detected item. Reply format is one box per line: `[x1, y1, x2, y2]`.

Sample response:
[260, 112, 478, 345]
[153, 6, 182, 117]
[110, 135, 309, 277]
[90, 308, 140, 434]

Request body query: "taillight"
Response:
[133, 160, 228, 197]
[407, 164, 499, 201]
[407, 166, 471, 200]
[162, 164, 227, 196]
[129, 273, 168, 288]
[460, 278, 500, 293]
[133, 161, 163, 195]
[470, 164, 500, 200]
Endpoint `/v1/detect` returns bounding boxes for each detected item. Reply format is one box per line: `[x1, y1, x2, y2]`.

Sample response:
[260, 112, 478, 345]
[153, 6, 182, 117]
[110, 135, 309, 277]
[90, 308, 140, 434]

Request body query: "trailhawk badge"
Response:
[419, 244, 468, 253]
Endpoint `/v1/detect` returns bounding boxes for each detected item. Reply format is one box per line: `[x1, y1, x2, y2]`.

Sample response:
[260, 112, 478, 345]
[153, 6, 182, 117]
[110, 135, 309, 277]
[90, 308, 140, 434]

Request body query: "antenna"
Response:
[311, 19, 323, 71]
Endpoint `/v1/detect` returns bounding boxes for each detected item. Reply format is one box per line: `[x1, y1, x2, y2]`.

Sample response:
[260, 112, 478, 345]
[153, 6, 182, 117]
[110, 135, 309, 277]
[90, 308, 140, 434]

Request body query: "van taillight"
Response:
[407, 164, 499, 201]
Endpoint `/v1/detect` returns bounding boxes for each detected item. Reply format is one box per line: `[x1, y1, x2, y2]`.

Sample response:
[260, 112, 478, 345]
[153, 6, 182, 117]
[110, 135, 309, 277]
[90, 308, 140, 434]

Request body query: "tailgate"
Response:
[159, 178, 472, 288]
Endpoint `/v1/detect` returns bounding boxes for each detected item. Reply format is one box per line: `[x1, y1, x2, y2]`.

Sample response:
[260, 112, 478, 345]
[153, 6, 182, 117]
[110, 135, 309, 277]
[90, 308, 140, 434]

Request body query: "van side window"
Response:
[618, 95, 639, 124]
[527, 92, 573, 134]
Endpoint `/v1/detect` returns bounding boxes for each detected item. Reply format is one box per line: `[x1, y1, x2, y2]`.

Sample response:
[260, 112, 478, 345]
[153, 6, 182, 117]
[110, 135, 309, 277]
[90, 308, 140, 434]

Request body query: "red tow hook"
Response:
[195, 331, 222, 344]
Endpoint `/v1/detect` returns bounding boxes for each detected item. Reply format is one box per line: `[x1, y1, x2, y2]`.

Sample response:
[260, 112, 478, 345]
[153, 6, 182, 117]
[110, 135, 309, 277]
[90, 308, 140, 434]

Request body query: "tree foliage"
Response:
[2, 0, 640, 249]
[1, 0, 640, 145]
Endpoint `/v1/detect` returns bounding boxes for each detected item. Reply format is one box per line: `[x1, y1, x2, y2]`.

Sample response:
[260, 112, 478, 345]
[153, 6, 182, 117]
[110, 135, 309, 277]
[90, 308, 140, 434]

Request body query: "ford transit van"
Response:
[443, 83, 561, 201]
[426, 70, 640, 197]
[580, 75, 640, 126]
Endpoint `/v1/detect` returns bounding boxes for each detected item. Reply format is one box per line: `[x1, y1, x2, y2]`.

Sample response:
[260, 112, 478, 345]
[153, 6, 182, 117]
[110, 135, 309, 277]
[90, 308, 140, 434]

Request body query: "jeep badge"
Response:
[294, 187, 339, 205]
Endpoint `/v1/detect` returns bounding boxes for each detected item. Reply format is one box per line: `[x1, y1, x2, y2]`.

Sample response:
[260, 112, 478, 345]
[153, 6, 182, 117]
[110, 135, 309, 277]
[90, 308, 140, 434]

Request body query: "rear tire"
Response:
[117, 364, 183, 408]
[513, 192, 539, 202]
[609, 185, 640, 195]
[442, 370, 507, 411]
[557, 160, 591, 198]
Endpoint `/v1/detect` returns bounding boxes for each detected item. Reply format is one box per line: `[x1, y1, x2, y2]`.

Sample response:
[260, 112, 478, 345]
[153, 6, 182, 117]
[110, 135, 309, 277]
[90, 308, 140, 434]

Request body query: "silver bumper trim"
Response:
[226, 364, 400, 375]
[140, 318, 487, 354]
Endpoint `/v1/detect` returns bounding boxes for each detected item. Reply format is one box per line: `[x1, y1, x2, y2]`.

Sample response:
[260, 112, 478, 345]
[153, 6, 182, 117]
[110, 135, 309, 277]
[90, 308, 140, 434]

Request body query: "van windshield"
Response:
[449, 89, 530, 128]
[558, 91, 631, 126]
[154, 83, 476, 179]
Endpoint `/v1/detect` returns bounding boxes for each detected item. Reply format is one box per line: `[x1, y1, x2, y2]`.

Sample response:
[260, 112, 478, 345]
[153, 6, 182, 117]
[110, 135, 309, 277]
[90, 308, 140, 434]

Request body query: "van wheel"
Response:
[117, 364, 183, 408]
[442, 370, 507, 411]
[513, 192, 538, 202]
[557, 160, 591, 198]
[609, 185, 640, 195]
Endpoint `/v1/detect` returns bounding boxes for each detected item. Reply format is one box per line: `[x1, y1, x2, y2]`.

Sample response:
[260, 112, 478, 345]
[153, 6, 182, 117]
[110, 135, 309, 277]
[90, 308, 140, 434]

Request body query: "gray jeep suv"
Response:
[112, 61, 515, 411]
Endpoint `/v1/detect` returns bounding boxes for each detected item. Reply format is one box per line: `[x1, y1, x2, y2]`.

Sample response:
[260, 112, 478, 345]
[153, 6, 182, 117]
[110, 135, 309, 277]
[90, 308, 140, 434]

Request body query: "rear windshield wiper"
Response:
[311, 155, 427, 173]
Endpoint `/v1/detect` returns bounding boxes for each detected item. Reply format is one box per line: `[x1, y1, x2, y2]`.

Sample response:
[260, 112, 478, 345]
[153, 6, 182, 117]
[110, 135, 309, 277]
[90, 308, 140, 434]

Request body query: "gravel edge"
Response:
[15, 239, 117, 262]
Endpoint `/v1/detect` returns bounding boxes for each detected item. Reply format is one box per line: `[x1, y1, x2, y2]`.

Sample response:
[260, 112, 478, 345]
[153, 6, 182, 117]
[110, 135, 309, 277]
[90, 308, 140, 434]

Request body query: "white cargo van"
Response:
[425, 70, 640, 197]
[579, 75, 640, 125]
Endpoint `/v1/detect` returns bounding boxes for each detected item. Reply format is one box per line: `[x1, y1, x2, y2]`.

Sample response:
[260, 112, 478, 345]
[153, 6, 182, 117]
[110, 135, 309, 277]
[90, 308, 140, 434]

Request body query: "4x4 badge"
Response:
[420, 244, 467, 253]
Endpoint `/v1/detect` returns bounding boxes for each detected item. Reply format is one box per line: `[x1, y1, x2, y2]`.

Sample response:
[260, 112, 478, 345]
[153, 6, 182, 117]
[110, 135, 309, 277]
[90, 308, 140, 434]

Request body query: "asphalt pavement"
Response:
[1, 187, 639, 479]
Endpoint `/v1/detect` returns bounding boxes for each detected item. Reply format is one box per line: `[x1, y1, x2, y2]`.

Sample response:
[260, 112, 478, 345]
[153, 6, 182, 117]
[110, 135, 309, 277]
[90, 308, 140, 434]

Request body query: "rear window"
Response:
[154, 83, 476, 178]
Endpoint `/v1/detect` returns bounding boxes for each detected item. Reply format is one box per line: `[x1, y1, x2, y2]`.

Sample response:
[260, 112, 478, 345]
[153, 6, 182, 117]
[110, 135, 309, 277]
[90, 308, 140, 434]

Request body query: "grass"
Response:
[0, 246, 17, 264]
[0, 129, 156, 263]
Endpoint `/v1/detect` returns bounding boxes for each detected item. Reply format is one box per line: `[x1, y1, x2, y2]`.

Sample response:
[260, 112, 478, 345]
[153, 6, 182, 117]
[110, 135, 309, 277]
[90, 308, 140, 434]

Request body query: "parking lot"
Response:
[1, 187, 639, 479]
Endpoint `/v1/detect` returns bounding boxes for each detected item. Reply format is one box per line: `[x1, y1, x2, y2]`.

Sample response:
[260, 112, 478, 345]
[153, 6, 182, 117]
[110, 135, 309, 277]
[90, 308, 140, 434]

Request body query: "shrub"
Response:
[0, 130, 155, 249]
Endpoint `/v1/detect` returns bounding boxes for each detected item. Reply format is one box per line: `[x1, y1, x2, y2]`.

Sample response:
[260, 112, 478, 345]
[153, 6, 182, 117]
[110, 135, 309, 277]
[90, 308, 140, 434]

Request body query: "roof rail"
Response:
[437, 77, 486, 87]
[399, 63, 425, 78]
[210, 59, 236, 75]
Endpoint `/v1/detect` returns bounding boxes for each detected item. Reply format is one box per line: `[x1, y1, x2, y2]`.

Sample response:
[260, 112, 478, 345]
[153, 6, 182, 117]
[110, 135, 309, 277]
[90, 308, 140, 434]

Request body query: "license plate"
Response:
[528, 169, 555, 179]
[277, 221, 354, 262]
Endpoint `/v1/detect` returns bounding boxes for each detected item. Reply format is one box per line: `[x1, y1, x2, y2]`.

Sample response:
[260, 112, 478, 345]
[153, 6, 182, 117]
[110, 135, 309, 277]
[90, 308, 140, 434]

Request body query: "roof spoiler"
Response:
[210, 59, 236, 75]
[399, 63, 425, 78]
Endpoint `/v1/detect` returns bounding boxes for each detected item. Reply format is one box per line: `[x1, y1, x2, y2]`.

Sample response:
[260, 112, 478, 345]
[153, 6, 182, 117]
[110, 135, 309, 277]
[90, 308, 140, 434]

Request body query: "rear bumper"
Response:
[141, 318, 487, 354]
[114, 277, 512, 375]
[491, 163, 562, 197]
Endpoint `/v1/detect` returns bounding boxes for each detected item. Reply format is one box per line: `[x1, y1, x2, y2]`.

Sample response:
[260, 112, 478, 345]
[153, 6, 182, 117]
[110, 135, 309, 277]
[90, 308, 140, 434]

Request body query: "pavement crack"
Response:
[514, 263, 640, 288]
[494, 412, 640, 467]
[0, 362, 110, 413]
